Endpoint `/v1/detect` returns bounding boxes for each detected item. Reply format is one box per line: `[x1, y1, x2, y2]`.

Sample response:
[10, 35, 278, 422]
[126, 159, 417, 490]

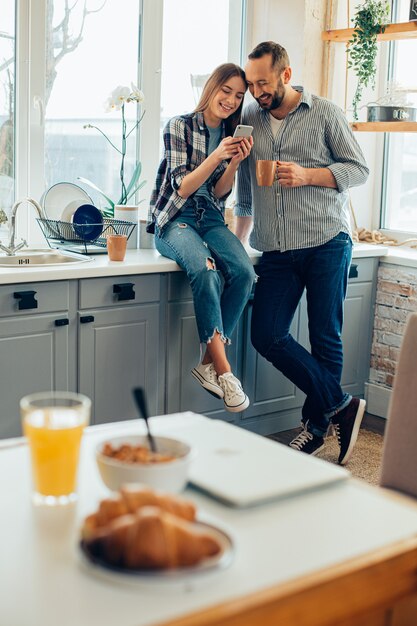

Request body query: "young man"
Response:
[235, 41, 369, 465]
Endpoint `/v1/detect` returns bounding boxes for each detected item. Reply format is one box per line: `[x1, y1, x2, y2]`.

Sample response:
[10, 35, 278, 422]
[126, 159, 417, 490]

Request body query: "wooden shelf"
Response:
[322, 20, 417, 43]
[351, 121, 417, 132]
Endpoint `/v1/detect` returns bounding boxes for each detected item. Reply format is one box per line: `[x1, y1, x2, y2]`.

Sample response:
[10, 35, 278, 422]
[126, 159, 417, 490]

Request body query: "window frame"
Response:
[378, 0, 417, 241]
[12, 0, 249, 244]
[138, 0, 249, 209]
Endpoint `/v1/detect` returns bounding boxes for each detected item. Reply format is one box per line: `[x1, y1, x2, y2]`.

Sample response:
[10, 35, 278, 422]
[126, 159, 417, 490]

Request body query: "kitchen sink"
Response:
[0, 249, 91, 267]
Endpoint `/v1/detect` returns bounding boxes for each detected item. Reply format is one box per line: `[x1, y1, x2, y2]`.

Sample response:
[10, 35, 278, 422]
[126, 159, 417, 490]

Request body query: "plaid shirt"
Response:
[147, 111, 228, 233]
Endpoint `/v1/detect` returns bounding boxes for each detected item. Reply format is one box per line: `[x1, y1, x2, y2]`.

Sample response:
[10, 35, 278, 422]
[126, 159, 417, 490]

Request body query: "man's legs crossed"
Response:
[251, 251, 347, 434]
[300, 232, 352, 430]
[302, 234, 366, 464]
[251, 243, 365, 462]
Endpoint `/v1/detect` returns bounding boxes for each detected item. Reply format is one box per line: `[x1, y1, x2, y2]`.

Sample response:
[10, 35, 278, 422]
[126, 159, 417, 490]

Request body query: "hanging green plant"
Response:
[348, 0, 391, 121]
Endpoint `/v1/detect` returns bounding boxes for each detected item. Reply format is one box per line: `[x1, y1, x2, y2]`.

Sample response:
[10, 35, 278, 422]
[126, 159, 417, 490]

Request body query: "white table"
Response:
[2, 413, 417, 626]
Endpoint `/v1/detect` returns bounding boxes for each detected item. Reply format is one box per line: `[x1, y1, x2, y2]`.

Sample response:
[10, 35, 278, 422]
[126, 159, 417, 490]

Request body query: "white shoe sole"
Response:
[224, 395, 250, 413]
[311, 444, 324, 456]
[339, 398, 366, 466]
[191, 368, 224, 399]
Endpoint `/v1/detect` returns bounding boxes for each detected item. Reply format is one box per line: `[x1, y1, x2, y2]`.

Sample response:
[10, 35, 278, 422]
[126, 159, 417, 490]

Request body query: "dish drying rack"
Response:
[36, 218, 137, 255]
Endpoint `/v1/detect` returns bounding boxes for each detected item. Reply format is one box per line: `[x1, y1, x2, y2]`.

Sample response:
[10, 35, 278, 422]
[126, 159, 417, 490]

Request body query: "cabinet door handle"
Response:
[54, 318, 69, 327]
[13, 290, 38, 310]
[80, 315, 95, 324]
[349, 264, 358, 279]
[113, 282, 135, 301]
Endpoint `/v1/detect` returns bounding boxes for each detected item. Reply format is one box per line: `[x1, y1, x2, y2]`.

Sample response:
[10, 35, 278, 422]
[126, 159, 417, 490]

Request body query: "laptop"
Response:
[172, 416, 349, 507]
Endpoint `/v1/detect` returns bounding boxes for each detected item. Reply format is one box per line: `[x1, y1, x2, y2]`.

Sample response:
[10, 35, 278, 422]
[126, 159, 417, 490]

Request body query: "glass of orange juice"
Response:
[21, 391, 91, 505]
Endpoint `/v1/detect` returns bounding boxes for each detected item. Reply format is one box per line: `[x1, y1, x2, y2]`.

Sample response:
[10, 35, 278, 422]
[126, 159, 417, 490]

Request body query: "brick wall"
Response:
[369, 263, 417, 389]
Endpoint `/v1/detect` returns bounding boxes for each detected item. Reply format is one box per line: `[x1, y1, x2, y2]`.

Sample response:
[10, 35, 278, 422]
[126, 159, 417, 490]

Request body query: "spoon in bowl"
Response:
[132, 387, 157, 453]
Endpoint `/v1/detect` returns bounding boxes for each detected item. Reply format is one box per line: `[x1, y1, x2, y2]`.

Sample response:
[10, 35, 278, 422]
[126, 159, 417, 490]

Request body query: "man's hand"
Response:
[277, 161, 310, 187]
[277, 161, 337, 189]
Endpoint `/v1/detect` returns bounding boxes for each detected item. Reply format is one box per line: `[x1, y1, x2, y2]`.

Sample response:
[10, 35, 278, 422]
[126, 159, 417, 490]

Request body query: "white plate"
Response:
[78, 519, 234, 585]
[41, 183, 92, 222]
[61, 199, 85, 223]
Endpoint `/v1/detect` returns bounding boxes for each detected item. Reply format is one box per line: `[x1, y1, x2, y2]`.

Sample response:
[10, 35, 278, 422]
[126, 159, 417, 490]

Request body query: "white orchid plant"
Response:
[79, 83, 146, 218]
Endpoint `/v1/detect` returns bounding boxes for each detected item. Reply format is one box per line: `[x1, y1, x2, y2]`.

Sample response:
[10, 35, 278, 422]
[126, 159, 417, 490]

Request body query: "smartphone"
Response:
[233, 124, 253, 138]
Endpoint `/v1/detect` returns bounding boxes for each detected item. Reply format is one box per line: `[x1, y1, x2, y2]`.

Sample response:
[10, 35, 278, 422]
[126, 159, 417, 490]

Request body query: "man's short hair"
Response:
[248, 42, 290, 73]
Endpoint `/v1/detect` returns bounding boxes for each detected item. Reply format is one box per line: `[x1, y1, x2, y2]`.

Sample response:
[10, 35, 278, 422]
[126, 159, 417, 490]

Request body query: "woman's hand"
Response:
[213, 137, 254, 199]
[230, 137, 253, 166]
[213, 137, 244, 163]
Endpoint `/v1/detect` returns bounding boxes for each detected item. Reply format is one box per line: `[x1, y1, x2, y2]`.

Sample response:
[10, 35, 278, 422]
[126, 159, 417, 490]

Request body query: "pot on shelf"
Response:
[367, 105, 417, 122]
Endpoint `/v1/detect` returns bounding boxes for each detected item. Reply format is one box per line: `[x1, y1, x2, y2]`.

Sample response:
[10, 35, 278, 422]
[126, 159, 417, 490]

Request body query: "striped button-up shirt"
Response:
[148, 111, 228, 233]
[235, 88, 369, 252]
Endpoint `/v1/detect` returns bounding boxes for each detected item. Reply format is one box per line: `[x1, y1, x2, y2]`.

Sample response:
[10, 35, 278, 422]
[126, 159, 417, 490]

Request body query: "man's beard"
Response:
[257, 81, 285, 110]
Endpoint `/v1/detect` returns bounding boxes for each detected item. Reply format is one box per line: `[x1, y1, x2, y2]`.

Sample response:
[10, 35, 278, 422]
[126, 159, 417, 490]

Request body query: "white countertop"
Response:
[1, 413, 417, 626]
[0, 243, 388, 285]
[382, 246, 417, 269]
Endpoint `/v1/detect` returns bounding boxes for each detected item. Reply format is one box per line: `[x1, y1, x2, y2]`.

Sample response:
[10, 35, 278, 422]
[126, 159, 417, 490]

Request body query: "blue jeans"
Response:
[251, 232, 353, 436]
[155, 198, 256, 345]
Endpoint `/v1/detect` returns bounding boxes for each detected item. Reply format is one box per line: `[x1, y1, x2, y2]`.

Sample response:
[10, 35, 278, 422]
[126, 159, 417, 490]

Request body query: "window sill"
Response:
[351, 242, 417, 268]
[382, 247, 417, 269]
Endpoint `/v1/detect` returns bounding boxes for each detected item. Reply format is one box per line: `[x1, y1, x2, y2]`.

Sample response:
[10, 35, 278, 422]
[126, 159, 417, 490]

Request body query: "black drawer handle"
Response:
[113, 282, 135, 301]
[54, 318, 69, 327]
[349, 264, 358, 279]
[80, 315, 95, 324]
[13, 290, 38, 310]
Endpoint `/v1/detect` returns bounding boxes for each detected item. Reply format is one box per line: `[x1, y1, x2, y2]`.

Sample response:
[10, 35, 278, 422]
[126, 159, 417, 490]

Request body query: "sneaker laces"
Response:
[202, 363, 218, 383]
[219, 373, 244, 402]
[333, 423, 341, 446]
[290, 426, 314, 450]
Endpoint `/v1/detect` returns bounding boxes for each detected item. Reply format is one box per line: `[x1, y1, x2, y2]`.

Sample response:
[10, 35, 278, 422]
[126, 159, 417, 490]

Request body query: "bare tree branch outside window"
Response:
[0, 1, 106, 185]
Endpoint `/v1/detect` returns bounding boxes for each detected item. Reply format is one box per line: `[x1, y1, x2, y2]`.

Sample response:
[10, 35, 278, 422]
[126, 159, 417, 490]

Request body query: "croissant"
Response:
[81, 486, 196, 541]
[120, 485, 196, 522]
[84, 506, 221, 569]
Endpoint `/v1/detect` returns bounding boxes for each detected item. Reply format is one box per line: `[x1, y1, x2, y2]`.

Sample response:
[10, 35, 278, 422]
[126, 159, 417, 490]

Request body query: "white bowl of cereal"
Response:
[96, 435, 193, 493]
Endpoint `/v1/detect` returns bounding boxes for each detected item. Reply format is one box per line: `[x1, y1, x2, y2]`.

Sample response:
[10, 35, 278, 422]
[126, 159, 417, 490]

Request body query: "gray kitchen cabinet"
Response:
[77, 274, 165, 425]
[340, 275, 375, 396]
[165, 274, 241, 422]
[0, 281, 76, 438]
[0, 255, 378, 439]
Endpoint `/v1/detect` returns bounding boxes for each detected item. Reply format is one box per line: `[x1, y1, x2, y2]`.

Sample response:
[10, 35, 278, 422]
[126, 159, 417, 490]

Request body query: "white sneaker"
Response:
[191, 362, 224, 399]
[218, 372, 250, 413]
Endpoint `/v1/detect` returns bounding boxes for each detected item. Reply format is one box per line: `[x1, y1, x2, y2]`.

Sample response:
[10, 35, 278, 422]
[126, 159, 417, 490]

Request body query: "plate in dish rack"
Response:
[41, 182, 93, 222]
[78, 519, 234, 584]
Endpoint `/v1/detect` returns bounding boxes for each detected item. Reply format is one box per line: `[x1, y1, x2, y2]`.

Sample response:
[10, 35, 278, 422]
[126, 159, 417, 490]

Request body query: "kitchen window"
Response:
[380, 0, 417, 236]
[0, 0, 16, 241]
[43, 0, 141, 210]
[6, 0, 247, 244]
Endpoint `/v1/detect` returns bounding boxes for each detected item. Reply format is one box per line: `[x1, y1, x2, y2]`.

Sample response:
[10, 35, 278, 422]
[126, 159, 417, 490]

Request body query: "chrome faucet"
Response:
[0, 198, 43, 256]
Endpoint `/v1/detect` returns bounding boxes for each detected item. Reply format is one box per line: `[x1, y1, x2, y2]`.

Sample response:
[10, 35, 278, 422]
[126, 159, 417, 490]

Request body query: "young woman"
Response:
[148, 63, 256, 412]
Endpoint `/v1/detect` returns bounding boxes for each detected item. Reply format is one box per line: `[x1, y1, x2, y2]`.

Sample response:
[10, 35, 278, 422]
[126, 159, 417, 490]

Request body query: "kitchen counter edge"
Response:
[0, 243, 388, 285]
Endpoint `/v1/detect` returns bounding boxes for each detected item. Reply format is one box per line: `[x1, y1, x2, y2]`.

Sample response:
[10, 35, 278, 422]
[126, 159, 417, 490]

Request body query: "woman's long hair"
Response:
[194, 63, 246, 136]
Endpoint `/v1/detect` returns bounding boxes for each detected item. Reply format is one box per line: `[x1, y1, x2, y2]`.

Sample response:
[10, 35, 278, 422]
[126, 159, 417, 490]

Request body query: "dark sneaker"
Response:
[289, 423, 324, 456]
[332, 398, 366, 465]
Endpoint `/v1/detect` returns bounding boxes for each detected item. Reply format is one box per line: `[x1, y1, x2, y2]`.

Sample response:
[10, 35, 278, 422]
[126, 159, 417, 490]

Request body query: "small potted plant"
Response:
[348, 0, 391, 121]
[79, 84, 146, 218]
